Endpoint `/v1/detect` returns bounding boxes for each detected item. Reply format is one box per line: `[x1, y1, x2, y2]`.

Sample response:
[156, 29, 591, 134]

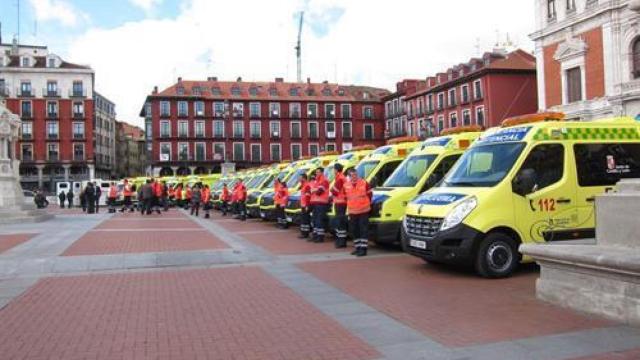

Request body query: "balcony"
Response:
[21, 112, 33, 119]
[213, 133, 225, 140]
[43, 88, 60, 97]
[21, 154, 33, 162]
[47, 112, 59, 119]
[160, 133, 171, 139]
[21, 134, 33, 140]
[461, 96, 470, 105]
[0, 86, 10, 97]
[47, 133, 59, 140]
[250, 133, 261, 140]
[177, 112, 188, 118]
[73, 133, 85, 140]
[291, 133, 301, 140]
[342, 133, 352, 140]
[250, 113, 261, 119]
[473, 93, 484, 101]
[308, 134, 319, 140]
[73, 155, 85, 162]
[214, 112, 225, 119]
[290, 112, 301, 119]
[231, 133, 244, 140]
[195, 132, 205, 138]
[73, 112, 85, 120]
[18, 89, 33, 97]
[48, 154, 60, 162]
[233, 111, 244, 119]
[69, 89, 87, 98]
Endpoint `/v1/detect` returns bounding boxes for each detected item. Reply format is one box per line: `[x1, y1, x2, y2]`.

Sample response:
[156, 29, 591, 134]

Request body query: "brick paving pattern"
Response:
[95, 218, 200, 230]
[62, 229, 228, 256]
[300, 256, 612, 347]
[0, 234, 36, 254]
[572, 349, 640, 359]
[0, 267, 378, 360]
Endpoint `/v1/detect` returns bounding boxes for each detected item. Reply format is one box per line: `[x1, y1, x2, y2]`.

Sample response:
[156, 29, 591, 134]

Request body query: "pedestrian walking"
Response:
[331, 163, 348, 248]
[85, 183, 96, 214]
[190, 184, 202, 216]
[80, 188, 87, 212]
[221, 183, 230, 216]
[202, 184, 211, 218]
[120, 179, 134, 213]
[107, 182, 118, 213]
[345, 168, 372, 257]
[58, 190, 66, 209]
[94, 182, 102, 213]
[298, 174, 312, 239]
[310, 167, 330, 243]
[235, 179, 247, 221]
[67, 189, 74, 208]
[275, 180, 289, 229]
[141, 179, 154, 215]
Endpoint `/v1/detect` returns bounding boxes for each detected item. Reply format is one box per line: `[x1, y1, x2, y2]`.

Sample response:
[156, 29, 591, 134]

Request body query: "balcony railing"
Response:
[160, 133, 171, 138]
[47, 112, 58, 119]
[0, 86, 10, 97]
[73, 112, 85, 119]
[250, 134, 261, 139]
[21, 134, 33, 140]
[69, 89, 87, 98]
[47, 133, 59, 140]
[73, 155, 85, 162]
[250, 113, 261, 119]
[18, 89, 33, 97]
[43, 88, 60, 97]
[21, 112, 33, 119]
[22, 155, 33, 162]
[73, 133, 84, 140]
[48, 154, 59, 161]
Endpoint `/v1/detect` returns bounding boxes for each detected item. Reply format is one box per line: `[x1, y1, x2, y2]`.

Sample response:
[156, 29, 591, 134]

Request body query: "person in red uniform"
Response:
[185, 185, 193, 210]
[345, 168, 373, 257]
[310, 167, 330, 243]
[275, 180, 289, 229]
[298, 174, 312, 239]
[221, 183, 230, 216]
[120, 179, 134, 213]
[174, 184, 183, 208]
[152, 179, 163, 214]
[230, 182, 239, 215]
[202, 184, 211, 218]
[235, 178, 247, 221]
[107, 182, 118, 213]
[331, 163, 348, 248]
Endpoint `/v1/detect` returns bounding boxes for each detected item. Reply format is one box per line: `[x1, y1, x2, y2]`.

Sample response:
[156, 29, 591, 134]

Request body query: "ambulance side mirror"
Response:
[512, 168, 537, 196]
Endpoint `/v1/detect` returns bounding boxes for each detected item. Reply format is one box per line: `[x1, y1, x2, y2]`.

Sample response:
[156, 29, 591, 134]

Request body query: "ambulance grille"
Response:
[260, 196, 274, 206]
[286, 199, 300, 210]
[246, 194, 259, 205]
[405, 216, 443, 238]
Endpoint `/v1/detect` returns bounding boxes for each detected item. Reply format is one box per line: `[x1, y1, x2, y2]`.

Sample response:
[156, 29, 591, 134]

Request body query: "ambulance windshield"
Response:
[443, 142, 525, 187]
[356, 160, 379, 180]
[384, 154, 438, 187]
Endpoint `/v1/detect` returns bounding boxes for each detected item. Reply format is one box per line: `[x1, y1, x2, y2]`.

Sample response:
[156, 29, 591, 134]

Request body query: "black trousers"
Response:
[334, 204, 348, 245]
[349, 213, 369, 249]
[276, 205, 288, 227]
[221, 201, 228, 215]
[300, 207, 311, 235]
[191, 202, 200, 216]
[312, 204, 329, 239]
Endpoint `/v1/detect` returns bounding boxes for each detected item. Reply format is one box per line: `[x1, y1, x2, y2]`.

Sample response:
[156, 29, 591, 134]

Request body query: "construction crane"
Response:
[295, 11, 304, 83]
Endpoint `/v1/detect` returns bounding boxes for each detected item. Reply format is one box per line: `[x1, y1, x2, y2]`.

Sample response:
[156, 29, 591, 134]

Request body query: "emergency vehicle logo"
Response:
[479, 126, 531, 143]
[412, 193, 466, 206]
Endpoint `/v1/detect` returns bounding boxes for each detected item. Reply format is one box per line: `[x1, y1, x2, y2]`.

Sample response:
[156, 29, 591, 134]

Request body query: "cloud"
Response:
[129, 0, 163, 11]
[67, 0, 535, 127]
[29, 0, 89, 27]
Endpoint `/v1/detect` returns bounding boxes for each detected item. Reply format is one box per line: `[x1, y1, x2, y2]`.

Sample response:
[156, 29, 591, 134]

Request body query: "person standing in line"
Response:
[94, 182, 102, 213]
[162, 181, 169, 211]
[275, 180, 289, 229]
[236, 178, 247, 221]
[184, 185, 192, 210]
[202, 184, 211, 218]
[120, 179, 133, 213]
[298, 174, 312, 239]
[221, 183, 230, 216]
[331, 163, 348, 248]
[152, 179, 163, 214]
[141, 179, 154, 215]
[58, 190, 66, 209]
[174, 184, 183, 208]
[344, 168, 373, 257]
[67, 189, 74, 208]
[168, 184, 175, 208]
[230, 182, 239, 216]
[107, 182, 118, 213]
[80, 187, 87, 212]
[309, 167, 330, 243]
[85, 183, 96, 214]
[190, 184, 202, 217]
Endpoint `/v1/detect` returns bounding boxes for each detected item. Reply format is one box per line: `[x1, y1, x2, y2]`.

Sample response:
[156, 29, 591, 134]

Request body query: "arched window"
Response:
[633, 37, 640, 79]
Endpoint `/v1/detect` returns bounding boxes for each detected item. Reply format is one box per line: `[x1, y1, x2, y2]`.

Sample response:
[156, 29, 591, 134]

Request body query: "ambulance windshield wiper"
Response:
[446, 181, 478, 187]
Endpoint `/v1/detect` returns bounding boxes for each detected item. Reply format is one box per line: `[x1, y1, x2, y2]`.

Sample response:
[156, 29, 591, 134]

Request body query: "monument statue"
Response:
[0, 100, 52, 224]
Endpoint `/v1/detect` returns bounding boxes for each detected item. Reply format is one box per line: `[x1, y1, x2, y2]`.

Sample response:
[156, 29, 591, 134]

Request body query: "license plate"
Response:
[286, 216, 293, 223]
[410, 239, 427, 249]
[260, 212, 266, 218]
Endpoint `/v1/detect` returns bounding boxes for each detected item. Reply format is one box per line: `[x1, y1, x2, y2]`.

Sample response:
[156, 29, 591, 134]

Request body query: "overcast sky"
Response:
[1, 0, 536, 126]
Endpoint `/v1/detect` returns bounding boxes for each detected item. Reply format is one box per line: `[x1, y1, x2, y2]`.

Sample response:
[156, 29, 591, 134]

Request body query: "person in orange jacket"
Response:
[185, 185, 193, 210]
[152, 179, 163, 214]
[345, 168, 373, 257]
[120, 179, 134, 213]
[310, 167, 330, 243]
[230, 182, 239, 215]
[221, 183, 230, 216]
[202, 184, 211, 218]
[235, 178, 247, 221]
[174, 184, 183, 208]
[107, 182, 118, 213]
[331, 163, 348, 248]
[275, 180, 289, 229]
[298, 174, 312, 239]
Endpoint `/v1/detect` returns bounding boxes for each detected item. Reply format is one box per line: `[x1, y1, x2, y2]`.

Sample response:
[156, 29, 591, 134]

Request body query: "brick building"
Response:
[141, 77, 389, 176]
[115, 121, 147, 178]
[94, 92, 116, 179]
[0, 39, 95, 191]
[382, 79, 426, 139]
[400, 49, 539, 137]
[531, 0, 640, 120]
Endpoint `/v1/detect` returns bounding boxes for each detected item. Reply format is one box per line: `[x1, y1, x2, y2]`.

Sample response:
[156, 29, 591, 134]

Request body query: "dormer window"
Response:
[249, 87, 258, 96]
[471, 63, 477, 71]
[192, 86, 201, 96]
[22, 57, 30, 67]
[459, 69, 465, 77]
[306, 88, 315, 96]
[322, 88, 332, 96]
[337, 88, 345, 96]
[231, 87, 241, 96]
[289, 88, 299, 96]
[47, 58, 56, 68]
[269, 87, 278, 96]
[176, 86, 185, 95]
[211, 87, 221, 96]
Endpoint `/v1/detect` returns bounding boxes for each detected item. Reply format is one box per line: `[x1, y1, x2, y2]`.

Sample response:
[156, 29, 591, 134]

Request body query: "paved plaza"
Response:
[0, 208, 639, 360]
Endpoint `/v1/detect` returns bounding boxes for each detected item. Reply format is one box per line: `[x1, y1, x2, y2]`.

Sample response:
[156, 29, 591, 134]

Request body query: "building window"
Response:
[363, 106, 374, 119]
[47, 101, 58, 118]
[194, 101, 205, 116]
[232, 103, 244, 118]
[22, 57, 30, 67]
[325, 121, 336, 139]
[21, 144, 33, 161]
[249, 87, 258, 96]
[473, 80, 483, 100]
[195, 121, 205, 137]
[632, 37, 640, 79]
[342, 122, 352, 139]
[270, 144, 281, 162]
[250, 102, 261, 118]
[269, 103, 280, 117]
[291, 121, 301, 139]
[308, 122, 319, 139]
[233, 143, 245, 161]
[195, 142, 206, 161]
[566, 67, 583, 103]
[47, 122, 59, 139]
[475, 106, 485, 126]
[325, 104, 336, 119]
[448, 89, 457, 107]
[269, 87, 278, 96]
[307, 103, 318, 118]
[341, 104, 352, 119]
[72, 81, 83, 97]
[213, 143, 225, 161]
[270, 121, 281, 138]
[212, 87, 221, 96]
[178, 101, 188, 117]
[47, 143, 59, 161]
[461, 85, 470, 103]
[231, 87, 241, 96]
[178, 143, 189, 161]
[160, 143, 171, 161]
[427, 95, 434, 112]
[21, 122, 32, 139]
[213, 102, 224, 117]
[437, 93, 445, 110]
[21, 101, 32, 118]
[437, 115, 444, 133]
[192, 86, 201, 96]
[249, 144, 261, 163]
[450, 112, 458, 128]
[213, 120, 225, 138]
[73, 122, 85, 139]
[160, 101, 171, 117]
[73, 144, 84, 161]
[565, 0, 575, 12]
[73, 102, 84, 118]
[250, 121, 261, 139]
[291, 144, 302, 160]
[146, 121, 152, 139]
[160, 121, 171, 137]
[46, 81, 58, 96]
[20, 81, 32, 96]
[290, 103, 301, 119]
[363, 124, 374, 140]
[462, 109, 471, 126]
[309, 143, 319, 157]
[176, 87, 185, 96]
[178, 121, 189, 137]
[233, 121, 244, 138]
[326, 143, 336, 152]
[289, 88, 299, 96]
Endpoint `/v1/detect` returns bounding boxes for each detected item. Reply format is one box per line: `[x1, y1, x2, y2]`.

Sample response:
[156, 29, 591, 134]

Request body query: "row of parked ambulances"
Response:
[207, 113, 640, 278]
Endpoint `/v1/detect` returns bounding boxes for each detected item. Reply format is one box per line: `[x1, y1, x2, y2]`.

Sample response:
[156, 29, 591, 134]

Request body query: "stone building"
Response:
[115, 121, 146, 178]
[93, 92, 116, 179]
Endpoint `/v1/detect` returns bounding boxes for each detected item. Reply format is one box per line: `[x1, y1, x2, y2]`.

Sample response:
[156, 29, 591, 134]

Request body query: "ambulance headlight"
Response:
[440, 196, 477, 231]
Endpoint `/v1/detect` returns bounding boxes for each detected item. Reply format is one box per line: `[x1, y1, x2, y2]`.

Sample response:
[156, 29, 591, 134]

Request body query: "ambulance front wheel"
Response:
[475, 232, 519, 278]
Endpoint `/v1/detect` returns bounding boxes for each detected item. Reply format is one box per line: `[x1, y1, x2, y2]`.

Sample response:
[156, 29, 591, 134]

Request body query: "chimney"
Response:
[153, 86, 158, 94]
[306, 77, 311, 84]
[177, 77, 182, 83]
[322, 80, 328, 84]
[207, 76, 218, 81]
[11, 36, 18, 56]
[275, 77, 284, 83]
[236, 77, 242, 82]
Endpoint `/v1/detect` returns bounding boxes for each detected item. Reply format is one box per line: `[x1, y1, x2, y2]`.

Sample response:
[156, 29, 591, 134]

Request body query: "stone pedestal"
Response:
[0, 102, 52, 225]
[521, 179, 640, 325]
